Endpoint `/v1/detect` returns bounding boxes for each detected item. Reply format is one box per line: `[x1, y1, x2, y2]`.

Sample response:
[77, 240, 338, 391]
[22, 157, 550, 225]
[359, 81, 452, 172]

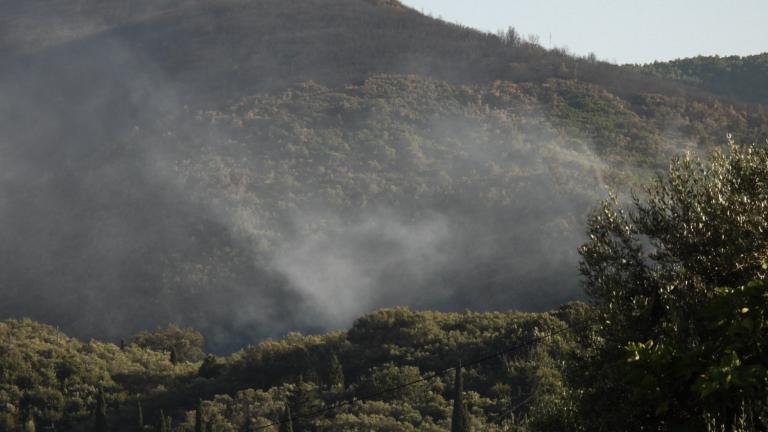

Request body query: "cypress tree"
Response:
[195, 399, 204, 432]
[287, 375, 321, 432]
[278, 406, 294, 432]
[158, 410, 167, 432]
[170, 347, 178, 365]
[136, 396, 144, 431]
[95, 387, 108, 432]
[451, 365, 470, 432]
[328, 352, 345, 390]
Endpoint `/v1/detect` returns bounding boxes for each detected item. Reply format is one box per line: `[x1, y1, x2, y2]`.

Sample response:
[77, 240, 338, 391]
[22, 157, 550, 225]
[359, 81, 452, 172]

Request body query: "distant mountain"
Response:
[0, 0, 766, 350]
[630, 53, 768, 105]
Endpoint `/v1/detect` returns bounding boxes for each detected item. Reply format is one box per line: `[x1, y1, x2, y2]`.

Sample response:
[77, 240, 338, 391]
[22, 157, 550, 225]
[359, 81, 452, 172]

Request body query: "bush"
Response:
[132, 324, 206, 363]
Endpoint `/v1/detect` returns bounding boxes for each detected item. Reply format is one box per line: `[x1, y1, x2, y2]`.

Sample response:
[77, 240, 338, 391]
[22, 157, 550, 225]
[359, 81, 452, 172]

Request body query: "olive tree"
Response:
[581, 138, 768, 338]
[578, 138, 768, 430]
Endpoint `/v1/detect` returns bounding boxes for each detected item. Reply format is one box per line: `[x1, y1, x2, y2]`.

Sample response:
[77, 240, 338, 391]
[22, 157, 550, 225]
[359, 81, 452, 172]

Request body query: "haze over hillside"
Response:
[1, 0, 767, 351]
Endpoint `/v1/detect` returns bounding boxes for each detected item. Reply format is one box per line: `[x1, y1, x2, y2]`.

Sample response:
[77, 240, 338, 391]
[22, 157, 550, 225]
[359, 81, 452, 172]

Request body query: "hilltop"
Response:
[2, 0, 705, 99]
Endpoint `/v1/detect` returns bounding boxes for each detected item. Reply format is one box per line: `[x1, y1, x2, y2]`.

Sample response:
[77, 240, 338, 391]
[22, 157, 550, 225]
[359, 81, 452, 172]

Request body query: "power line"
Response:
[253, 318, 593, 431]
[489, 389, 537, 425]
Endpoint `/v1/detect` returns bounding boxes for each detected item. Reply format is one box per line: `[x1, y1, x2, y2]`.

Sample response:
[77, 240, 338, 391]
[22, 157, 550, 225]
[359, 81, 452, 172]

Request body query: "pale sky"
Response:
[400, 0, 768, 64]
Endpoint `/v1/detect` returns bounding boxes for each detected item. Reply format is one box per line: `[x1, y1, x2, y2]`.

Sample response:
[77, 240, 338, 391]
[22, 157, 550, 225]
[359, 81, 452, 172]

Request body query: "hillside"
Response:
[3, 73, 767, 351]
[2, 0, 704, 99]
[3, 1, 768, 430]
[0, 0, 767, 350]
[631, 53, 768, 105]
[4, 143, 768, 431]
[0, 306, 589, 431]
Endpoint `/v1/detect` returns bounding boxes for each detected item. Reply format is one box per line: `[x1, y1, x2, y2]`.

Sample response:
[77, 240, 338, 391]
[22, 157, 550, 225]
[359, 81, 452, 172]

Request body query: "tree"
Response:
[198, 354, 223, 379]
[136, 396, 144, 431]
[278, 406, 294, 432]
[497, 27, 521, 47]
[195, 399, 204, 432]
[624, 280, 768, 430]
[170, 347, 178, 365]
[451, 365, 470, 432]
[0, 410, 17, 431]
[158, 410, 168, 432]
[581, 139, 768, 341]
[24, 416, 35, 432]
[94, 388, 107, 432]
[132, 324, 205, 362]
[286, 376, 321, 432]
[578, 140, 768, 430]
[327, 352, 345, 390]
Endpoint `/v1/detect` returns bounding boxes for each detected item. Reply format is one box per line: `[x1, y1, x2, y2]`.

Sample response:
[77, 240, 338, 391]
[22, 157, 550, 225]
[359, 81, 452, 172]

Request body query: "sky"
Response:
[400, 0, 768, 64]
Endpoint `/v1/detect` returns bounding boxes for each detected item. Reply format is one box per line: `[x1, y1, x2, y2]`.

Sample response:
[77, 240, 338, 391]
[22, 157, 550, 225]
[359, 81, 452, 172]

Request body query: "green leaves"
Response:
[579, 141, 768, 429]
[621, 280, 768, 428]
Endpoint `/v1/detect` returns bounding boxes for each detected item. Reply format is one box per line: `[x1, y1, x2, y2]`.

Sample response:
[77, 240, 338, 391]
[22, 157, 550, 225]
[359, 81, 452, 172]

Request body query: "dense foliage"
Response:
[0, 307, 585, 431]
[578, 141, 768, 430]
[132, 325, 206, 363]
[623, 280, 768, 430]
[0, 320, 196, 431]
[632, 54, 768, 105]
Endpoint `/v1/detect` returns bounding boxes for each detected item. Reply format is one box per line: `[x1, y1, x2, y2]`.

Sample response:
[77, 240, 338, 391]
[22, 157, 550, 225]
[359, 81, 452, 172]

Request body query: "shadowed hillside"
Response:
[2, 0, 706, 99]
[0, 0, 767, 351]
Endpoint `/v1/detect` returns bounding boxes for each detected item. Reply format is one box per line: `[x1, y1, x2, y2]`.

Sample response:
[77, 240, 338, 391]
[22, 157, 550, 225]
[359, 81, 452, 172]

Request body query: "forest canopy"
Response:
[2, 141, 766, 431]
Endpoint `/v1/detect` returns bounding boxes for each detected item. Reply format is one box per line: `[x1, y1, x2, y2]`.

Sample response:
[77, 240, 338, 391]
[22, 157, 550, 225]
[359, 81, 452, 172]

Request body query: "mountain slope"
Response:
[631, 53, 768, 105]
[0, 0, 767, 350]
[2, 73, 766, 351]
[2, 0, 704, 100]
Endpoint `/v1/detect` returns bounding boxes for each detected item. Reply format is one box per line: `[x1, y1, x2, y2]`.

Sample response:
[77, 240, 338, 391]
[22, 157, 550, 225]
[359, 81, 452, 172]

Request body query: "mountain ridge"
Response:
[2, 0, 712, 102]
[630, 52, 768, 105]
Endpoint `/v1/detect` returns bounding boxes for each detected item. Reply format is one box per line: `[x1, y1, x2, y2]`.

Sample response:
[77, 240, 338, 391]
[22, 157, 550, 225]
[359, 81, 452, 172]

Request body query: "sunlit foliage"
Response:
[579, 140, 768, 430]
